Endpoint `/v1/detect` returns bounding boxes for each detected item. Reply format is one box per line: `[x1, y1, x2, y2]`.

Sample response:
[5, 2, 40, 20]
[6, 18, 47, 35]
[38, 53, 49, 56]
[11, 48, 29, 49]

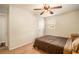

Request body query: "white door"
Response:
[0, 14, 7, 46]
[37, 18, 45, 37]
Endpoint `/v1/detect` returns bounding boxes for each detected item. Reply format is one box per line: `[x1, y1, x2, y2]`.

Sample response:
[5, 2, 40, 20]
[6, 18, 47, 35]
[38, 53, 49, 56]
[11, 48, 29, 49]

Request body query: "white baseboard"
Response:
[9, 40, 33, 50]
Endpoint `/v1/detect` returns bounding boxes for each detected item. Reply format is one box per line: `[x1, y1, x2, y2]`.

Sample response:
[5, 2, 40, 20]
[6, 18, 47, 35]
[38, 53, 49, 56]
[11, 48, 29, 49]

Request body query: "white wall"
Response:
[45, 10, 79, 37]
[9, 5, 38, 50]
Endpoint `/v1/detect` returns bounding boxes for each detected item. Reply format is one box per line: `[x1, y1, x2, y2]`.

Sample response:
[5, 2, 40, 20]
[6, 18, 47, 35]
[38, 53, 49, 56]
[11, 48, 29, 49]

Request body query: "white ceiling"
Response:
[0, 4, 79, 17]
[13, 4, 79, 17]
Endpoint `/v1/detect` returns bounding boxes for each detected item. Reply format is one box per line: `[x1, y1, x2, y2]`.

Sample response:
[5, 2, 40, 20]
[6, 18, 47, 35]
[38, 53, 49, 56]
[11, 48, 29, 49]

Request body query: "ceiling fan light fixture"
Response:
[41, 12, 53, 17]
[34, 4, 62, 16]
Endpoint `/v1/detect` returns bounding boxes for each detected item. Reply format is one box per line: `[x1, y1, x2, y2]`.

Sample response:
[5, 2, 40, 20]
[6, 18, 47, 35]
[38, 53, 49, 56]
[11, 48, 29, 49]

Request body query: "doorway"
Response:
[0, 14, 8, 49]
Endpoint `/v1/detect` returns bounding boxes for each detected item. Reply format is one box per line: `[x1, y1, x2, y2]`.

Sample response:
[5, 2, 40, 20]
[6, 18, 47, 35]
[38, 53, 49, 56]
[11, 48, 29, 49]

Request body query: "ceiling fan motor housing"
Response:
[44, 4, 50, 10]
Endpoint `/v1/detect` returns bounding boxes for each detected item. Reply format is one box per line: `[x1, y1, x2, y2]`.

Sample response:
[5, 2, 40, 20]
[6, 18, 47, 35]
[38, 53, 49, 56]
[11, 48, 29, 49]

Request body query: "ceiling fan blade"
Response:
[40, 11, 45, 15]
[50, 11, 54, 14]
[34, 9, 41, 10]
[51, 6, 62, 9]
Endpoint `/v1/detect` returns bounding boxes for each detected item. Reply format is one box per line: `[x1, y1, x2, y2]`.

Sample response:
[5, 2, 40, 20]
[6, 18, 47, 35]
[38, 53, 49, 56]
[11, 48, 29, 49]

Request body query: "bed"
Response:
[33, 35, 72, 54]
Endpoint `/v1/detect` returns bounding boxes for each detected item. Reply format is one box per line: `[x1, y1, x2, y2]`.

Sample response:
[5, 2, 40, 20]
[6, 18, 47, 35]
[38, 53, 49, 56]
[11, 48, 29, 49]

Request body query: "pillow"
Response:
[70, 34, 79, 42]
[72, 37, 79, 52]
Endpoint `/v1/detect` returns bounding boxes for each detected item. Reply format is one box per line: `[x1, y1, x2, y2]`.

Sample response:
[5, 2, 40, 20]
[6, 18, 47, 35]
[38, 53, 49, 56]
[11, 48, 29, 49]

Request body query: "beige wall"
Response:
[45, 10, 79, 37]
[9, 5, 38, 50]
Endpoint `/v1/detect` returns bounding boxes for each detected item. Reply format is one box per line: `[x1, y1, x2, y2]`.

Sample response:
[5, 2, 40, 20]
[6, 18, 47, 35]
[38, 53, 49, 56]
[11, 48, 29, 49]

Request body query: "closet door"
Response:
[0, 15, 7, 45]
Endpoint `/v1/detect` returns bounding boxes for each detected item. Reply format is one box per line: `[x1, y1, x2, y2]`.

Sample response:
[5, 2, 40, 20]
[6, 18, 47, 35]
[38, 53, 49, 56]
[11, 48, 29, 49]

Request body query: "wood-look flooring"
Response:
[0, 43, 46, 54]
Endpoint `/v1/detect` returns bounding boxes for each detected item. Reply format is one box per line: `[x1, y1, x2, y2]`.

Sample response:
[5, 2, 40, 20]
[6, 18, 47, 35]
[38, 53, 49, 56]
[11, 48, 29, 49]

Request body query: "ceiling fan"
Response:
[34, 4, 62, 15]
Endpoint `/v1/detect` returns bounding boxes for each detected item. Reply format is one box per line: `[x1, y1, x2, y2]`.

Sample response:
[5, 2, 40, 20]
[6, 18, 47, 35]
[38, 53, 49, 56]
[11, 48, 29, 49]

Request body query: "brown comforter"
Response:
[33, 35, 68, 54]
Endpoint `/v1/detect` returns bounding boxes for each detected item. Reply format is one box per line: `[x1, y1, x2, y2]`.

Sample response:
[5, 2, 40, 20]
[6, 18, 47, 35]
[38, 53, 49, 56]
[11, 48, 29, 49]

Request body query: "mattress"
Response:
[33, 35, 70, 54]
